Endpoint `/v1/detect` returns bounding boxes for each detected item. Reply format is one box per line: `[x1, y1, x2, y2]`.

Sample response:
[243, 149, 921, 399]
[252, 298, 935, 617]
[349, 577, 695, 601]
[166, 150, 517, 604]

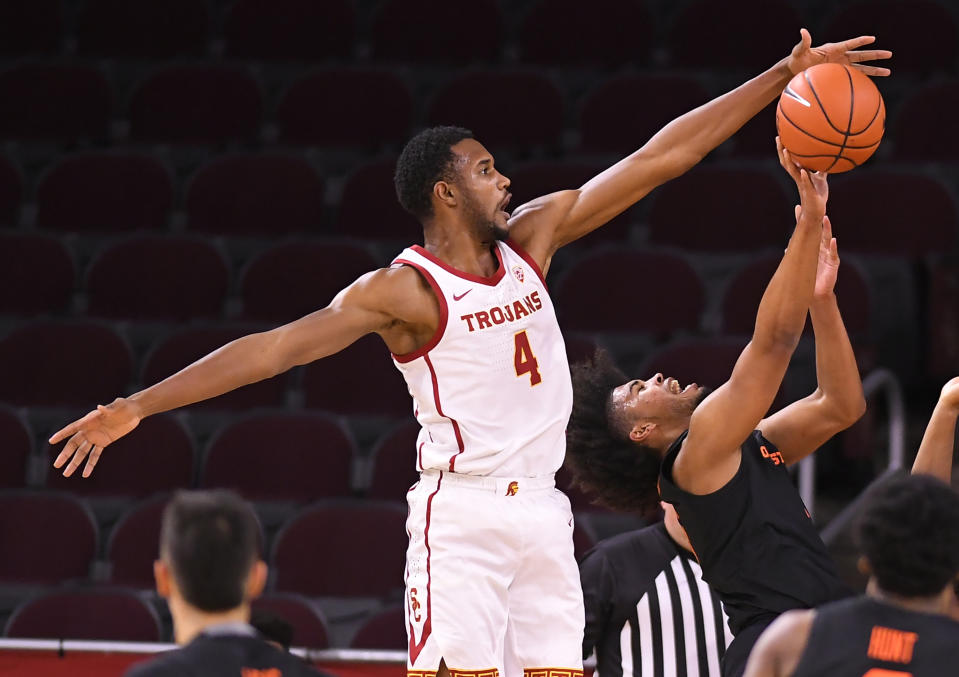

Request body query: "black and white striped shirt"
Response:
[580, 523, 733, 677]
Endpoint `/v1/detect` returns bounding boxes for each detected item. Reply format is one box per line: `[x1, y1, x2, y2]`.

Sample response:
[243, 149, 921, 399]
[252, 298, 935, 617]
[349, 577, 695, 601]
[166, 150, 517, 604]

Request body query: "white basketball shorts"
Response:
[404, 469, 584, 677]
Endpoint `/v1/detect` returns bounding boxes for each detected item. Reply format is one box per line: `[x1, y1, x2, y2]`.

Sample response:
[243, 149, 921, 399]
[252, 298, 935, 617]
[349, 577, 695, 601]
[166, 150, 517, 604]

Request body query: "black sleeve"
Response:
[579, 546, 615, 660]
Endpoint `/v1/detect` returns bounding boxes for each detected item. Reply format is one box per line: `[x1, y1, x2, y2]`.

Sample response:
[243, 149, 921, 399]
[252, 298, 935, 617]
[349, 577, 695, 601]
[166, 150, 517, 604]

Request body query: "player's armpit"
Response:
[742, 609, 815, 677]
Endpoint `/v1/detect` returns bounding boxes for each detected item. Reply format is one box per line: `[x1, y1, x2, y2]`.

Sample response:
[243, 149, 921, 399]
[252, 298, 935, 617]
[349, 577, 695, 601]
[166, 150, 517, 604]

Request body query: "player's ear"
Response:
[154, 560, 172, 599]
[856, 555, 872, 577]
[246, 560, 268, 600]
[629, 422, 656, 444]
[433, 180, 456, 209]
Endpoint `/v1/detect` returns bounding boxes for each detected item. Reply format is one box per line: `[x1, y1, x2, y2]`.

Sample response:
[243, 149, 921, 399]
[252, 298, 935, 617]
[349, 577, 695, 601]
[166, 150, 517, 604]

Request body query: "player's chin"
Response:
[491, 220, 510, 241]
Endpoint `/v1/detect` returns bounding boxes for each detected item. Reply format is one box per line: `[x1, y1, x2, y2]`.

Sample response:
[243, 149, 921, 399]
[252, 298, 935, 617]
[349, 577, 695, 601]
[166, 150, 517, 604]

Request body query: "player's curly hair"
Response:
[394, 126, 474, 220]
[566, 348, 662, 514]
[855, 473, 959, 597]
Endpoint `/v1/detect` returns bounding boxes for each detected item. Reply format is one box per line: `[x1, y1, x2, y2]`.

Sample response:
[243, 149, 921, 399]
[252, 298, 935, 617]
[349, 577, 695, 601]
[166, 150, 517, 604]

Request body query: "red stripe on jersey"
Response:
[408, 472, 443, 665]
[505, 239, 548, 290]
[391, 259, 449, 364]
[417, 441, 424, 471]
[422, 353, 465, 470]
[410, 244, 506, 286]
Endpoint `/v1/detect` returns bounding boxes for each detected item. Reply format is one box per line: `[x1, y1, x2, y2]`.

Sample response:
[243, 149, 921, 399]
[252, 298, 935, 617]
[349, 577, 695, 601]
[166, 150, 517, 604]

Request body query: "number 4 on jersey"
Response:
[514, 330, 542, 386]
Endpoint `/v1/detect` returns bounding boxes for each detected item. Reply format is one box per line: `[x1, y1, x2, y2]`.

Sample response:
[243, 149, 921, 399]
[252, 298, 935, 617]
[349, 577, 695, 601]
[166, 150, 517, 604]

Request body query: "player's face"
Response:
[451, 138, 512, 240]
[611, 373, 709, 424]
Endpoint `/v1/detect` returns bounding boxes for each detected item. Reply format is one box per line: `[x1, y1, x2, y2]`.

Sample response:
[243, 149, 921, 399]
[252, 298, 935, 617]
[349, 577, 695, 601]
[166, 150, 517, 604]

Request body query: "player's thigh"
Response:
[506, 489, 584, 672]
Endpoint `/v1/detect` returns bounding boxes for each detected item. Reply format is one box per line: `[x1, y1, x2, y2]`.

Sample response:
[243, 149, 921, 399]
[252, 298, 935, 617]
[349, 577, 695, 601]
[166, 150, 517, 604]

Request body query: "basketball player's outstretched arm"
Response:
[48, 266, 433, 478]
[508, 30, 890, 267]
[672, 140, 828, 494]
[755, 212, 866, 464]
[741, 609, 815, 677]
[911, 377, 959, 482]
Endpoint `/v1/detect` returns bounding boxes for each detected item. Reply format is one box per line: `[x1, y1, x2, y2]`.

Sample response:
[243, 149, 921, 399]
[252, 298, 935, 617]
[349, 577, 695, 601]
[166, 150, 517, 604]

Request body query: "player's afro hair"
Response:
[566, 348, 662, 514]
[855, 473, 959, 597]
[395, 126, 474, 220]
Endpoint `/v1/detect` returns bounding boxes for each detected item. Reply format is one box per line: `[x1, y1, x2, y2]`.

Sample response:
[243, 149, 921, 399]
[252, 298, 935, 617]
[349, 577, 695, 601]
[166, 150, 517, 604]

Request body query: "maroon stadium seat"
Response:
[77, 0, 209, 58]
[5, 589, 161, 641]
[302, 334, 411, 417]
[564, 333, 599, 367]
[0, 492, 98, 584]
[893, 82, 959, 162]
[518, 0, 652, 66]
[506, 161, 632, 244]
[822, 0, 957, 75]
[277, 69, 411, 149]
[579, 75, 709, 154]
[0, 63, 111, 141]
[201, 413, 354, 502]
[0, 0, 63, 55]
[371, 0, 502, 63]
[36, 153, 173, 233]
[0, 321, 132, 407]
[668, 0, 801, 70]
[240, 241, 379, 323]
[334, 158, 420, 241]
[0, 233, 74, 315]
[0, 155, 22, 226]
[129, 66, 261, 145]
[721, 253, 872, 337]
[142, 326, 288, 411]
[927, 259, 959, 380]
[107, 496, 168, 588]
[555, 249, 705, 333]
[46, 415, 194, 498]
[427, 71, 564, 149]
[225, 0, 353, 61]
[86, 236, 228, 321]
[648, 166, 792, 252]
[0, 407, 31, 489]
[252, 594, 330, 648]
[367, 420, 420, 502]
[724, 100, 779, 157]
[186, 154, 324, 236]
[350, 606, 405, 650]
[272, 501, 408, 596]
[826, 171, 957, 256]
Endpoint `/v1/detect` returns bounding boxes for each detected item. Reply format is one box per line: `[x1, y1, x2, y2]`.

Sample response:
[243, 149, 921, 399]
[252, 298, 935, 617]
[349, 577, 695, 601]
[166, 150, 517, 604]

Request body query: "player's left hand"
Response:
[786, 28, 892, 77]
[813, 214, 839, 298]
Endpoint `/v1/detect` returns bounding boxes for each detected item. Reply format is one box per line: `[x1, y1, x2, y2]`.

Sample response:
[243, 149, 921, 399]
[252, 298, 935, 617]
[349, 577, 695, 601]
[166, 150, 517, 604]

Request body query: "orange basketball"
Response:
[776, 63, 885, 173]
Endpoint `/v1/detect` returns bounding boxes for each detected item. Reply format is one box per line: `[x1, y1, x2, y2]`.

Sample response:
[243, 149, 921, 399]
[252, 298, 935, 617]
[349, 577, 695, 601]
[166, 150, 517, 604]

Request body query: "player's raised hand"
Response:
[814, 215, 840, 298]
[938, 377, 959, 412]
[49, 398, 142, 477]
[786, 28, 892, 77]
[778, 136, 828, 224]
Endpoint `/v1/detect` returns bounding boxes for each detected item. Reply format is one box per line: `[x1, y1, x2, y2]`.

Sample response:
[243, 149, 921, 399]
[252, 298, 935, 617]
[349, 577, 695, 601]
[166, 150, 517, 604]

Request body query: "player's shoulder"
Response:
[123, 648, 194, 677]
[343, 264, 433, 312]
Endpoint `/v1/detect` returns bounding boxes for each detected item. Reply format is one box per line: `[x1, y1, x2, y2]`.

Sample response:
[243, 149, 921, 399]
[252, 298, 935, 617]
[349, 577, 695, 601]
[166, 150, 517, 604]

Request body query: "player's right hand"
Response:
[49, 398, 142, 478]
[777, 136, 828, 224]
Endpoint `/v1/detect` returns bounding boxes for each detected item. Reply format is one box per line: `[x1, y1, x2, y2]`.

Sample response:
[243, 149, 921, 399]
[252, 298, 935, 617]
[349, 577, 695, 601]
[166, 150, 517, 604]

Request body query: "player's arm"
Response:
[508, 31, 890, 267]
[757, 214, 866, 464]
[911, 377, 959, 481]
[673, 142, 827, 495]
[49, 267, 422, 478]
[742, 609, 815, 677]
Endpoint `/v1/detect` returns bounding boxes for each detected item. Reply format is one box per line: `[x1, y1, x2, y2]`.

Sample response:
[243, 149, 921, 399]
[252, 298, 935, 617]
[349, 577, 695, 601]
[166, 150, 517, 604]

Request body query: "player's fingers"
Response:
[49, 421, 80, 445]
[63, 440, 91, 477]
[840, 35, 876, 51]
[82, 446, 101, 478]
[822, 214, 833, 239]
[800, 28, 812, 49]
[851, 64, 892, 77]
[830, 237, 839, 260]
[846, 49, 893, 62]
[794, 204, 802, 222]
[53, 437, 79, 468]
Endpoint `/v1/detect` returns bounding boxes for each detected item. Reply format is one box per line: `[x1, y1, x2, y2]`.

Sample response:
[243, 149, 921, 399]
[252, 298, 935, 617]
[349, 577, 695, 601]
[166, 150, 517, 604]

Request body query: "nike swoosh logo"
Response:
[783, 84, 812, 108]
[452, 290, 472, 301]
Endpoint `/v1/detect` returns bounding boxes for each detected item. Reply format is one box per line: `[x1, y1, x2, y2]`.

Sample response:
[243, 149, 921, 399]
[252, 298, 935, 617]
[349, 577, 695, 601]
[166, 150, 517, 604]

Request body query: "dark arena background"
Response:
[0, 0, 957, 675]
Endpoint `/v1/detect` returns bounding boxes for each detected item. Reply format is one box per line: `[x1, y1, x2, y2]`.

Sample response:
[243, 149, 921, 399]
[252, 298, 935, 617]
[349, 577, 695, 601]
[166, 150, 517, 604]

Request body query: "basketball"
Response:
[776, 63, 885, 173]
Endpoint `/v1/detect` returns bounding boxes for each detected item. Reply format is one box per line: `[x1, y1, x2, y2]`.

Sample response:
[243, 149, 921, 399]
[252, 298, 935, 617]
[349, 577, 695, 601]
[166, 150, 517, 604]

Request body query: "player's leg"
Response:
[406, 472, 516, 676]
[505, 487, 584, 677]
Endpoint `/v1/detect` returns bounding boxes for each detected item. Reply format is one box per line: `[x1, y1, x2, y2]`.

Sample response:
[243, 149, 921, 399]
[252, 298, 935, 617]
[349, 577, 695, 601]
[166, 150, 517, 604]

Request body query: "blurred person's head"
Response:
[154, 490, 266, 644]
[250, 608, 295, 651]
[856, 474, 959, 606]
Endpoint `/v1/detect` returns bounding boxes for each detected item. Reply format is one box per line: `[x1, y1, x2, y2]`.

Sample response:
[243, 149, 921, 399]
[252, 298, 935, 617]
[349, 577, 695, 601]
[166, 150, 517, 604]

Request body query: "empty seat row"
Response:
[3, 0, 955, 73]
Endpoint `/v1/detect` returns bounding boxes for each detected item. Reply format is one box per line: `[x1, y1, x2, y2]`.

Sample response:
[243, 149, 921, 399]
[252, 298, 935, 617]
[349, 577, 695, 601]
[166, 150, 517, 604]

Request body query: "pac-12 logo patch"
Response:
[512, 265, 525, 283]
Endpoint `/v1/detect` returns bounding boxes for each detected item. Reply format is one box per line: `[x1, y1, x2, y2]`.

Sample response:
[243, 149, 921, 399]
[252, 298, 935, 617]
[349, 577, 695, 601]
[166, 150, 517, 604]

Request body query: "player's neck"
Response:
[422, 222, 501, 277]
[171, 597, 251, 645]
[868, 579, 955, 617]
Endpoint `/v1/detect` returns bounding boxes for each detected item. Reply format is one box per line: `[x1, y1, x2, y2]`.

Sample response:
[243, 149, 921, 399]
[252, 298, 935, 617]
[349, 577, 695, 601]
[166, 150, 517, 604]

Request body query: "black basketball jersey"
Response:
[658, 430, 849, 636]
[124, 632, 328, 677]
[793, 596, 959, 676]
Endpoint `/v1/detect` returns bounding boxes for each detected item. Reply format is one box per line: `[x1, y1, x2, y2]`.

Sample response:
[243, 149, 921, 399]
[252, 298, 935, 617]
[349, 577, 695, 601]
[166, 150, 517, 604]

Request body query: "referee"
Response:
[580, 502, 732, 677]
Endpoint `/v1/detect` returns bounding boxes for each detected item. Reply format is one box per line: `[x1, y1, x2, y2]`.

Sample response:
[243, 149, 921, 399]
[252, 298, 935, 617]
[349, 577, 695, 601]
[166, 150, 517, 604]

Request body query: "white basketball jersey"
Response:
[391, 240, 573, 477]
